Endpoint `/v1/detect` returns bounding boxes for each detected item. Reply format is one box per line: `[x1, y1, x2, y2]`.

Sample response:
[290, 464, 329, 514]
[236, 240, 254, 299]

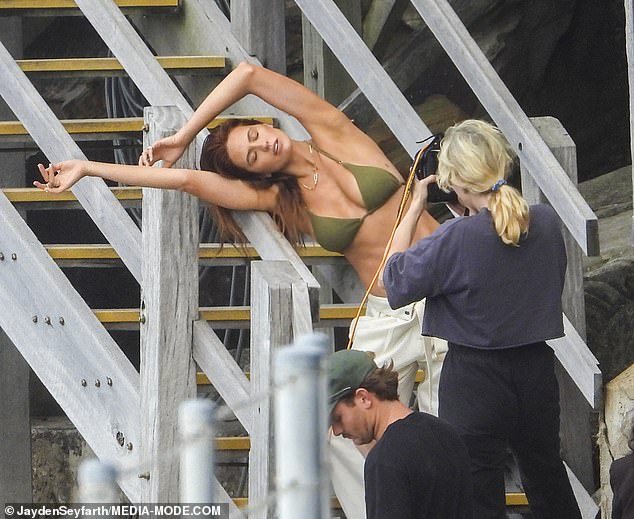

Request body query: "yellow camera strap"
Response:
[346, 146, 427, 349]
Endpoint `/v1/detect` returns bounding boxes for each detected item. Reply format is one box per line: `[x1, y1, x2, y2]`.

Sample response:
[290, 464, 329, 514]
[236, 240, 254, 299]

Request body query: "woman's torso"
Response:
[299, 140, 438, 296]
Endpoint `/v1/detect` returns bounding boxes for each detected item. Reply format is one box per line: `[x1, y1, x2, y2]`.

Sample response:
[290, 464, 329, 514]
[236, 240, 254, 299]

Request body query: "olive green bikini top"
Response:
[307, 145, 404, 253]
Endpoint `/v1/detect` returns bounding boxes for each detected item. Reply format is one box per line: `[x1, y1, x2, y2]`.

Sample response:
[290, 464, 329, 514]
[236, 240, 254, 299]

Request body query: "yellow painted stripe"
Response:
[3, 186, 141, 203]
[214, 437, 250, 451]
[0, 115, 274, 136]
[94, 305, 363, 323]
[44, 242, 339, 261]
[232, 494, 527, 509]
[16, 56, 224, 73]
[2, 0, 179, 8]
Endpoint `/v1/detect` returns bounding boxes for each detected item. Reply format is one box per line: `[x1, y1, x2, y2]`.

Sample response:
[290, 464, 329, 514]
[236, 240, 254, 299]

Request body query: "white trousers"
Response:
[329, 295, 447, 519]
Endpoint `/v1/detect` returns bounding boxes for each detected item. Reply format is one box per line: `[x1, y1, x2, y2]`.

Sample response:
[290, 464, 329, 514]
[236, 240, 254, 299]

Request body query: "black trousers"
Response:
[438, 342, 581, 519]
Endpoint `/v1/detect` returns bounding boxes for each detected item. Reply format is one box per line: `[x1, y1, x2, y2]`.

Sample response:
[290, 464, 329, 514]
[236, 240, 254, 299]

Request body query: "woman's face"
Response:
[226, 123, 292, 175]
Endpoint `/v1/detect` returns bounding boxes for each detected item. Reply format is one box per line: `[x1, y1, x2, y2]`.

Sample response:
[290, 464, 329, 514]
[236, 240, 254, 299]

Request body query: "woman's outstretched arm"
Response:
[35, 160, 278, 211]
[140, 62, 350, 167]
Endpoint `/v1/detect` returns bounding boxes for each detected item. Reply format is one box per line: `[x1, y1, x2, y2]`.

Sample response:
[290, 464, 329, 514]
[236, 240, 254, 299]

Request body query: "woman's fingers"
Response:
[34, 163, 63, 192]
[139, 145, 154, 166]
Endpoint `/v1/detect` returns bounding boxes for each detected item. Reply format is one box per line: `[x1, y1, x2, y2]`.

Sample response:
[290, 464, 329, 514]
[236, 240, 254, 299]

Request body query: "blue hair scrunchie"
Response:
[490, 179, 507, 192]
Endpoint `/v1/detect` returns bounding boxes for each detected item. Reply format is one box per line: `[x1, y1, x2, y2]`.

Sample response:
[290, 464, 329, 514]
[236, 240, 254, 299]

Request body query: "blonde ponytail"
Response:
[489, 184, 529, 246]
[437, 119, 529, 246]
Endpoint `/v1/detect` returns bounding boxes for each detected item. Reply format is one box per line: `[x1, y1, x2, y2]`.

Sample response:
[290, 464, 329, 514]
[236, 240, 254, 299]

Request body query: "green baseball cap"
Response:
[328, 350, 378, 416]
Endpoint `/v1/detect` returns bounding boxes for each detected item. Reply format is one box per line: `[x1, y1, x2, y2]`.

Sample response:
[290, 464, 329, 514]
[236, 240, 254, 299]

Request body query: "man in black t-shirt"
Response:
[328, 349, 473, 519]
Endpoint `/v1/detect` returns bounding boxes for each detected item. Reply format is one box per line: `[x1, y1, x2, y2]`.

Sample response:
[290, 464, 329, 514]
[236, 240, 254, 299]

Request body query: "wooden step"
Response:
[3, 187, 142, 210]
[0, 0, 179, 11]
[231, 493, 528, 509]
[214, 436, 250, 451]
[15, 56, 225, 77]
[0, 115, 273, 141]
[94, 304, 360, 326]
[43, 243, 340, 267]
[196, 370, 426, 386]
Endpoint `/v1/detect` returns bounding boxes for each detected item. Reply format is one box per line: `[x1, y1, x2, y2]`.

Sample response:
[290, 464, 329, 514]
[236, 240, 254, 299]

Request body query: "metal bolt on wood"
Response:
[107, 377, 113, 386]
[95, 379, 101, 388]
[44, 316, 51, 325]
[59, 317, 65, 326]
[81, 379, 87, 387]
[138, 472, 150, 480]
[126, 442, 133, 451]
[11, 253, 16, 260]
[0, 252, 4, 260]
[32, 315, 38, 323]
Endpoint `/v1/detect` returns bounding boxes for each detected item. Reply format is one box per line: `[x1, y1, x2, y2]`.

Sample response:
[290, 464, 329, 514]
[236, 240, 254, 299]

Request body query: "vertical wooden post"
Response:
[140, 106, 199, 501]
[302, 0, 362, 105]
[521, 116, 594, 491]
[0, 17, 31, 505]
[248, 261, 312, 519]
[231, 0, 286, 74]
[626, 0, 634, 246]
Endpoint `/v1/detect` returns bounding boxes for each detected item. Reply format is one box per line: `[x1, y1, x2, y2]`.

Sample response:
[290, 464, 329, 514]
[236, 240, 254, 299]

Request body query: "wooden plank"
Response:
[43, 242, 339, 261]
[95, 304, 363, 328]
[627, 0, 634, 245]
[302, 0, 362, 105]
[295, 0, 433, 155]
[197, 369, 426, 387]
[249, 261, 303, 519]
[231, 0, 286, 74]
[410, 0, 599, 256]
[139, 106, 198, 501]
[3, 186, 141, 203]
[192, 319, 253, 434]
[0, 115, 273, 137]
[0, 0, 179, 8]
[0, 193, 141, 499]
[233, 212, 320, 321]
[0, 40, 142, 282]
[522, 117, 599, 493]
[16, 56, 225, 76]
[362, 0, 409, 59]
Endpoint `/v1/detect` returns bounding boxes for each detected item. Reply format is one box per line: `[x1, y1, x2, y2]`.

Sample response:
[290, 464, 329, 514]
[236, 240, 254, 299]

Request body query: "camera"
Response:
[413, 134, 457, 204]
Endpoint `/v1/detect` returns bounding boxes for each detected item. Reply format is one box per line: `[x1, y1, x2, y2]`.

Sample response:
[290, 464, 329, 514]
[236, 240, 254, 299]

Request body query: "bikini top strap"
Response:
[308, 141, 344, 165]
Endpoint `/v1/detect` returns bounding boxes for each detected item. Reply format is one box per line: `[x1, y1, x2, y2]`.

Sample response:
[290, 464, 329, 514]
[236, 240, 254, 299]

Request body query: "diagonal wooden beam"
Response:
[0, 193, 141, 498]
[294, 0, 432, 157]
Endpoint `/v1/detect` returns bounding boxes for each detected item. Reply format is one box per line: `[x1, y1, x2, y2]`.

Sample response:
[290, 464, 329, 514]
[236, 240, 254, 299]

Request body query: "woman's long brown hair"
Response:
[200, 119, 308, 246]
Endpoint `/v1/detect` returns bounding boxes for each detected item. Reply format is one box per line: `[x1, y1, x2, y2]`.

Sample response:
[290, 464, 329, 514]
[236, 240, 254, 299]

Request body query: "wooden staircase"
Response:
[0, 1, 601, 517]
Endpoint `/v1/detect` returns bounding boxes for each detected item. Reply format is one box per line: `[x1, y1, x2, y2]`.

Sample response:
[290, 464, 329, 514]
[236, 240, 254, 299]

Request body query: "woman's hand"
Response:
[34, 160, 86, 193]
[409, 174, 437, 215]
[138, 134, 186, 168]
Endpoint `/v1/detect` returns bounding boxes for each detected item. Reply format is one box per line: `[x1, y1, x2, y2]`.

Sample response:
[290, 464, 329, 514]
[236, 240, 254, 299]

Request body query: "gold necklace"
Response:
[301, 141, 320, 191]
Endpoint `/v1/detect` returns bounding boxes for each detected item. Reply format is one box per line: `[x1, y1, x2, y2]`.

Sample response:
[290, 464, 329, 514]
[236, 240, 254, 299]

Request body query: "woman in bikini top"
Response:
[35, 62, 439, 296]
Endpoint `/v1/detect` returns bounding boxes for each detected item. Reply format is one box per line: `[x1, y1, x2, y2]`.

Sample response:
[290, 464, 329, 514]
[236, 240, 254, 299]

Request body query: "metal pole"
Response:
[274, 333, 330, 519]
[77, 459, 119, 509]
[179, 398, 216, 503]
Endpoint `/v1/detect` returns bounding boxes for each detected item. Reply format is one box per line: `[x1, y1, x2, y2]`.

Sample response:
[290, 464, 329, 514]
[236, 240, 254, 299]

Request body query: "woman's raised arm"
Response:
[36, 160, 278, 212]
[140, 62, 350, 167]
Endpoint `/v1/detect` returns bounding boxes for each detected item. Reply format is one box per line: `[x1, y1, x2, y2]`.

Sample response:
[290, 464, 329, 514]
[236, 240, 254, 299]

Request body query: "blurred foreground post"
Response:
[274, 333, 330, 519]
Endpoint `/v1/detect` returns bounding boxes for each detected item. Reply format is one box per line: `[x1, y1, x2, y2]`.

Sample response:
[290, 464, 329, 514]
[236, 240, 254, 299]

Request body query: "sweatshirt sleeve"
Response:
[383, 221, 461, 309]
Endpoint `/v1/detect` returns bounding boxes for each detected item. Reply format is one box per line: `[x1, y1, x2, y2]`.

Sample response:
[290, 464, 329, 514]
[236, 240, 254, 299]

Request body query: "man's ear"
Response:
[354, 388, 372, 408]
